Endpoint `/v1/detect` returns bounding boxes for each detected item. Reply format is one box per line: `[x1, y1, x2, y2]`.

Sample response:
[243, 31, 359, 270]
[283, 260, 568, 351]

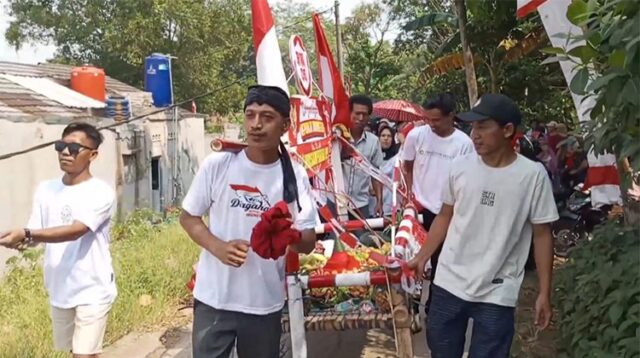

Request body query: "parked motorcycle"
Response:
[552, 184, 610, 257]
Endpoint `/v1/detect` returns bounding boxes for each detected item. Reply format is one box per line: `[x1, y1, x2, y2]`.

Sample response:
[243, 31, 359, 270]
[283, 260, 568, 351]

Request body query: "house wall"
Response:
[118, 116, 205, 214]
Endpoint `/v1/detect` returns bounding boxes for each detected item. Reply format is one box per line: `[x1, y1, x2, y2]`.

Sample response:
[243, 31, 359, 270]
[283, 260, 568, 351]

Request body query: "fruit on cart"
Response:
[309, 287, 337, 302]
[348, 286, 372, 300]
[374, 288, 392, 313]
[323, 236, 361, 273]
[299, 253, 327, 273]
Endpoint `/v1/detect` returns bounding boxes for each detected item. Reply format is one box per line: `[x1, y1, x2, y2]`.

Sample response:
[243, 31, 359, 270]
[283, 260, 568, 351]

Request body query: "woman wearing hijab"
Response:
[368, 125, 400, 217]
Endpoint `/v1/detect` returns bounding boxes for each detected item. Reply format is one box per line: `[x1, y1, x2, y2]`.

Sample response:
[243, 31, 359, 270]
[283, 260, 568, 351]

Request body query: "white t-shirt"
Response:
[434, 154, 559, 307]
[367, 154, 398, 216]
[182, 150, 318, 315]
[401, 126, 474, 214]
[28, 177, 117, 309]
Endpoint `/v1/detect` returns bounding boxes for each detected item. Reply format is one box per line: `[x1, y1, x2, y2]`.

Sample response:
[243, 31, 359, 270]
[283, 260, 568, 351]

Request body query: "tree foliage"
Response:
[385, 0, 576, 122]
[555, 219, 640, 357]
[5, 0, 254, 115]
[543, 0, 640, 171]
[342, 2, 404, 99]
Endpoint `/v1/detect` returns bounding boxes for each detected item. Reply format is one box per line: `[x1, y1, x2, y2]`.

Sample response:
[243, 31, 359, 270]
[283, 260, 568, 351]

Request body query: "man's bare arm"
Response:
[30, 222, 90, 243]
[291, 229, 316, 254]
[532, 223, 553, 299]
[532, 223, 554, 329]
[408, 204, 454, 271]
[179, 210, 250, 267]
[180, 211, 222, 254]
[402, 160, 414, 198]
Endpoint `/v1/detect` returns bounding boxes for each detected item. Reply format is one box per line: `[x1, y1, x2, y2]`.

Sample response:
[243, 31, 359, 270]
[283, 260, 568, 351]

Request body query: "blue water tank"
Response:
[144, 53, 173, 107]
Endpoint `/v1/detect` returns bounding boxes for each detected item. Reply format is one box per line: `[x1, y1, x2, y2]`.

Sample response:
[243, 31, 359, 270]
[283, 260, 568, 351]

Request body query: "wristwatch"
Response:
[23, 228, 33, 245]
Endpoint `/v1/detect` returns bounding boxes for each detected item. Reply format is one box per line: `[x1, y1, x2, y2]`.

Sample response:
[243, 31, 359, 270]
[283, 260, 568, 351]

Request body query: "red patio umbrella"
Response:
[372, 99, 428, 122]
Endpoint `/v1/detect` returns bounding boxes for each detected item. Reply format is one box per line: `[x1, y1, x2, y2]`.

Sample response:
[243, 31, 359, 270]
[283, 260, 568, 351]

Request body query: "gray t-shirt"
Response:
[342, 132, 383, 209]
[434, 153, 558, 307]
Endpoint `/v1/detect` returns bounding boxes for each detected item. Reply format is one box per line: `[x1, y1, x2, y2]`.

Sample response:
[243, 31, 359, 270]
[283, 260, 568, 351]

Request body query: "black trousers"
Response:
[192, 299, 282, 358]
[420, 208, 440, 316]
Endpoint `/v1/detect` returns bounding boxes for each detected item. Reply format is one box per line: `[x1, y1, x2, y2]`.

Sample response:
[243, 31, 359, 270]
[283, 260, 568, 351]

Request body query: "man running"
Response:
[401, 93, 474, 312]
[0, 123, 116, 358]
[180, 85, 318, 358]
[409, 94, 558, 358]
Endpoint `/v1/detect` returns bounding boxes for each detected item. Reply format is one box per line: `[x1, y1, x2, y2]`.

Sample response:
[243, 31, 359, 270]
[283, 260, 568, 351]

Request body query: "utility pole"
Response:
[334, 0, 344, 81]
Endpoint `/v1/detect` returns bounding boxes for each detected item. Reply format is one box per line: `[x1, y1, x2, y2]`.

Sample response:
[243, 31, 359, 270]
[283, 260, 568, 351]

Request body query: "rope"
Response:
[0, 79, 247, 161]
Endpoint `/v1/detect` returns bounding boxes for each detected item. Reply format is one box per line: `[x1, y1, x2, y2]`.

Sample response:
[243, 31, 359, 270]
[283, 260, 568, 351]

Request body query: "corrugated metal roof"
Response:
[0, 76, 93, 120]
[0, 61, 142, 95]
[1, 74, 106, 109]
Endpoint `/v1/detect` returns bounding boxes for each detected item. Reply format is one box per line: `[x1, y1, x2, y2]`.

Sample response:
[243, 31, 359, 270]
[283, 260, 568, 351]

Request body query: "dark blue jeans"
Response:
[427, 285, 515, 358]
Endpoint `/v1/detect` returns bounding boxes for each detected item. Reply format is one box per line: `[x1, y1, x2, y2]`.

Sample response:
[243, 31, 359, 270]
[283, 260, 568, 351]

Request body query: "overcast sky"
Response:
[0, 0, 373, 64]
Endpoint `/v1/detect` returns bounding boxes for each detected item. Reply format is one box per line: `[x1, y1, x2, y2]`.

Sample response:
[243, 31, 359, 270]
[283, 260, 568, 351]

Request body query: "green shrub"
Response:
[0, 219, 199, 358]
[554, 219, 640, 358]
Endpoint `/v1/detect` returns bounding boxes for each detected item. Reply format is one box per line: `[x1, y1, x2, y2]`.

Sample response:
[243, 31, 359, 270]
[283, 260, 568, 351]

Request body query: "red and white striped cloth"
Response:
[517, 0, 548, 18]
[300, 270, 400, 289]
[584, 151, 622, 208]
[251, 0, 289, 95]
[393, 206, 427, 264]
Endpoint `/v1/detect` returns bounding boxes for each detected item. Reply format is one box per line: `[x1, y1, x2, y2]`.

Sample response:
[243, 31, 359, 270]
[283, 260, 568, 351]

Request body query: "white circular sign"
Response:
[289, 35, 313, 97]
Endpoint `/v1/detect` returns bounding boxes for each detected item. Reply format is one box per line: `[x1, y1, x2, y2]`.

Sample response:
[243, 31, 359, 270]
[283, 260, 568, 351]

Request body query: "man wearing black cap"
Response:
[409, 94, 558, 357]
[180, 85, 318, 358]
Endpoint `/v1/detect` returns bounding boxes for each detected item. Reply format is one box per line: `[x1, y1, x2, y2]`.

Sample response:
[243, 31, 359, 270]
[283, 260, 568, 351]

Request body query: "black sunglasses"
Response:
[54, 140, 95, 156]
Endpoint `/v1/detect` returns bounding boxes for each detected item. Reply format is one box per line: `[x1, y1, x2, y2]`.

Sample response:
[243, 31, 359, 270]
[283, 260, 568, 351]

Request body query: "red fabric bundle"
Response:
[251, 201, 302, 260]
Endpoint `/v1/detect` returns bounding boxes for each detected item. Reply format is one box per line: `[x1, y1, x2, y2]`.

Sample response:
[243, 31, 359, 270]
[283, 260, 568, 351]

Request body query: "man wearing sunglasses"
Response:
[0, 122, 116, 358]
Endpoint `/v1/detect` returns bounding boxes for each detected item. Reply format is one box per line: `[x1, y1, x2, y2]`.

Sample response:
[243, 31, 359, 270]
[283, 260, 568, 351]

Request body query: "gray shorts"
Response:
[192, 299, 282, 358]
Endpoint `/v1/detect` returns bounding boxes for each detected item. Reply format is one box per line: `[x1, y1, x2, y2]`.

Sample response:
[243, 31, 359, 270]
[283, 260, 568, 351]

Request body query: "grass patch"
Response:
[0, 215, 199, 358]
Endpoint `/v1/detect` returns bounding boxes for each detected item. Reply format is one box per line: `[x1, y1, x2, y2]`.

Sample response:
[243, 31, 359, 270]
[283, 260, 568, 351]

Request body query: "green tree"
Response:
[342, 2, 404, 99]
[385, 0, 576, 124]
[542, 0, 640, 223]
[272, 2, 336, 96]
[5, 0, 253, 115]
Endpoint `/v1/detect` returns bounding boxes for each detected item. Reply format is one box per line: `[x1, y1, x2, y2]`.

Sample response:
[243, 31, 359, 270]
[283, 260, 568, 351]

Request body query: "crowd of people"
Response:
[0, 86, 561, 358]
[353, 102, 590, 218]
[324, 92, 557, 358]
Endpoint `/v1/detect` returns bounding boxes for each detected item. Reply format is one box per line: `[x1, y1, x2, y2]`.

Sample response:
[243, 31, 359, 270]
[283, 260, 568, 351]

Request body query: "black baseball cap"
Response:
[456, 93, 522, 126]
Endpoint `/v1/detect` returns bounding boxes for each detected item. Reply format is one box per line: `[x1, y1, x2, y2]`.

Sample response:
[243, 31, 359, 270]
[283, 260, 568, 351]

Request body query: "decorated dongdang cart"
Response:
[192, 5, 430, 357]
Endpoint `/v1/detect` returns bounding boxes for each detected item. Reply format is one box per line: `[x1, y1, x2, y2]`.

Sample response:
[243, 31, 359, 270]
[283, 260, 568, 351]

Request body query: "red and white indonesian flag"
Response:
[517, 0, 622, 206]
[517, 0, 548, 18]
[251, 0, 289, 95]
[312, 13, 350, 129]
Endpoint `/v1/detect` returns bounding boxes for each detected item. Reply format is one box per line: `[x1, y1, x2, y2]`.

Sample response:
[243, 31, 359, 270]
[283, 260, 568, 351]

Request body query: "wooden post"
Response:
[454, 0, 478, 106]
[390, 289, 413, 358]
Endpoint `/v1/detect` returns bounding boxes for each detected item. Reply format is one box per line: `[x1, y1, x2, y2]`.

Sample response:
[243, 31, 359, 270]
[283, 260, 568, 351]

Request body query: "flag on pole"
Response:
[516, 0, 548, 18]
[517, 0, 622, 206]
[312, 13, 351, 129]
[251, 0, 289, 95]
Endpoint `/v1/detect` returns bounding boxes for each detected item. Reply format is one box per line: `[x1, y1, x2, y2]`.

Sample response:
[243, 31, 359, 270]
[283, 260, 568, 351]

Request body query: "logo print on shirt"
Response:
[60, 205, 73, 224]
[480, 190, 496, 207]
[229, 184, 271, 217]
